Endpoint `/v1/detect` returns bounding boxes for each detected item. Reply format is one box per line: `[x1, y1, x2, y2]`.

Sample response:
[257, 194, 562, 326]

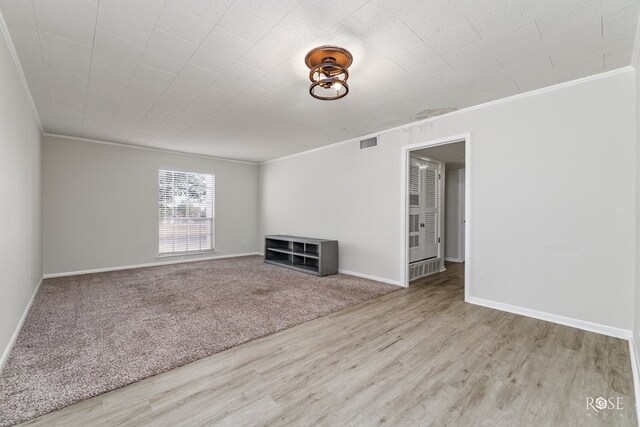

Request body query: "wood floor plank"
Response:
[21, 263, 637, 426]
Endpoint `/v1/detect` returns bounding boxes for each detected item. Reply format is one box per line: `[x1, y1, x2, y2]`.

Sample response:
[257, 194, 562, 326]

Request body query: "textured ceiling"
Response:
[1, 0, 638, 162]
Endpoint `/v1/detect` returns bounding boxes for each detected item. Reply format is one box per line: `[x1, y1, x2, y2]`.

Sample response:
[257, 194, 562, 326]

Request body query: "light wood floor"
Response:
[22, 263, 636, 426]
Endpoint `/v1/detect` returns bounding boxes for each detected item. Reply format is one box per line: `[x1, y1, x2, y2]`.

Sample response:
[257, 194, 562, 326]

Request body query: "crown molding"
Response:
[43, 133, 259, 165]
[0, 8, 43, 132]
[632, 9, 640, 68]
[260, 66, 634, 166]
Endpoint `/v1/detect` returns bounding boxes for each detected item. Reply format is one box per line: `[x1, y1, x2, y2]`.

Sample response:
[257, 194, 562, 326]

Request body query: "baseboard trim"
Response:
[444, 257, 463, 263]
[0, 277, 43, 373]
[256, 253, 401, 287]
[628, 338, 640, 417]
[466, 296, 632, 339]
[338, 269, 402, 287]
[43, 252, 263, 279]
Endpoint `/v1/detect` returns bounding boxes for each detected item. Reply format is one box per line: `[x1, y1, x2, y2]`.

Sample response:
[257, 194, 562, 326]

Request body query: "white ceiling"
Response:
[1, 0, 638, 162]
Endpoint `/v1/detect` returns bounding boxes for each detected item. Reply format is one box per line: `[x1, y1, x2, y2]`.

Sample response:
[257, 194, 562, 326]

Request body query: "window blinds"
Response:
[158, 169, 214, 254]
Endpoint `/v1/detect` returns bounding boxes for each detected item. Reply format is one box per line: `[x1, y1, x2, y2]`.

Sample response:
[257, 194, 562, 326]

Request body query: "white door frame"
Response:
[400, 133, 471, 299]
[458, 169, 465, 262]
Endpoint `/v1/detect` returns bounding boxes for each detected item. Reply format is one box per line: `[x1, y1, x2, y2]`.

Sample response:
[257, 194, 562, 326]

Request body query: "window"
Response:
[158, 169, 214, 254]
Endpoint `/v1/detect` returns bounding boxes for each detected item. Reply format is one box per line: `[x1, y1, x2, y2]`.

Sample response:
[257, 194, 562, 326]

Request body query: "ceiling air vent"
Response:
[360, 136, 378, 149]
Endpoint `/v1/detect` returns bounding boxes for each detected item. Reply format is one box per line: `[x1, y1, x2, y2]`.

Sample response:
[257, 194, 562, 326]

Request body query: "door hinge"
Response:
[438, 174, 441, 179]
[438, 237, 441, 243]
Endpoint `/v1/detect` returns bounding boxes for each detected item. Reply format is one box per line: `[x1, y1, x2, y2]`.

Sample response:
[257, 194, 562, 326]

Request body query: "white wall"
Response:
[634, 57, 640, 364]
[42, 135, 259, 275]
[444, 169, 463, 261]
[0, 26, 42, 362]
[260, 70, 636, 331]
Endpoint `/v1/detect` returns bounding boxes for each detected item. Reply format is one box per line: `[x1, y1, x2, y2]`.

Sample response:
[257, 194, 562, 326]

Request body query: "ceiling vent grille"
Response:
[360, 136, 377, 149]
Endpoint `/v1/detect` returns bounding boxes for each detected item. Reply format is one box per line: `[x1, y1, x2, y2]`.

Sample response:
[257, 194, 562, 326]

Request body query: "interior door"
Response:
[409, 156, 441, 263]
[408, 157, 423, 263]
[421, 160, 439, 260]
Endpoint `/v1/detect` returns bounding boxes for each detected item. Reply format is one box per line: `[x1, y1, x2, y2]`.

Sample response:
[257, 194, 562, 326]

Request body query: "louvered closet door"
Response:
[421, 160, 439, 260]
[408, 157, 423, 263]
[409, 157, 440, 263]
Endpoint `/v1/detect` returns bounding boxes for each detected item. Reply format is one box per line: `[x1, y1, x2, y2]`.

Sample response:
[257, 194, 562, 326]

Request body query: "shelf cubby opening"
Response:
[305, 243, 319, 255]
[266, 239, 291, 251]
[292, 255, 319, 272]
[267, 251, 292, 264]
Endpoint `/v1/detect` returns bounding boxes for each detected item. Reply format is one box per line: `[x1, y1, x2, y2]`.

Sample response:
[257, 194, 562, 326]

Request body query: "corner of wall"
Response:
[0, 20, 43, 370]
[0, 278, 42, 372]
[631, 16, 640, 415]
[0, 8, 43, 132]
[629, 338, 640, 420]
[256, 162, 263, 253]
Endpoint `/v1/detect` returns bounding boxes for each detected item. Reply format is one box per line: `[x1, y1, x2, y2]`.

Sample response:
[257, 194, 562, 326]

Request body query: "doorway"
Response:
[407, 155, 445, 279]
[400, 134, 470, 295]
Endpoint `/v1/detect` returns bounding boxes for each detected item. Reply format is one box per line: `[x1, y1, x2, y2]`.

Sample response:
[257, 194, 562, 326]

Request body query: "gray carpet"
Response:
[0, 255, 398, 426]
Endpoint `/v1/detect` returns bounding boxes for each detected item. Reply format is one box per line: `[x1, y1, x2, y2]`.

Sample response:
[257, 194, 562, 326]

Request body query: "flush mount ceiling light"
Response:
[305, 45, 353, 100]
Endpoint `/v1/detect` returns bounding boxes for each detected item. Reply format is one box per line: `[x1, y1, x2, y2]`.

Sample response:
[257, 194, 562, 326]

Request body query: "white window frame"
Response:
[158, 169, 215, 256]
